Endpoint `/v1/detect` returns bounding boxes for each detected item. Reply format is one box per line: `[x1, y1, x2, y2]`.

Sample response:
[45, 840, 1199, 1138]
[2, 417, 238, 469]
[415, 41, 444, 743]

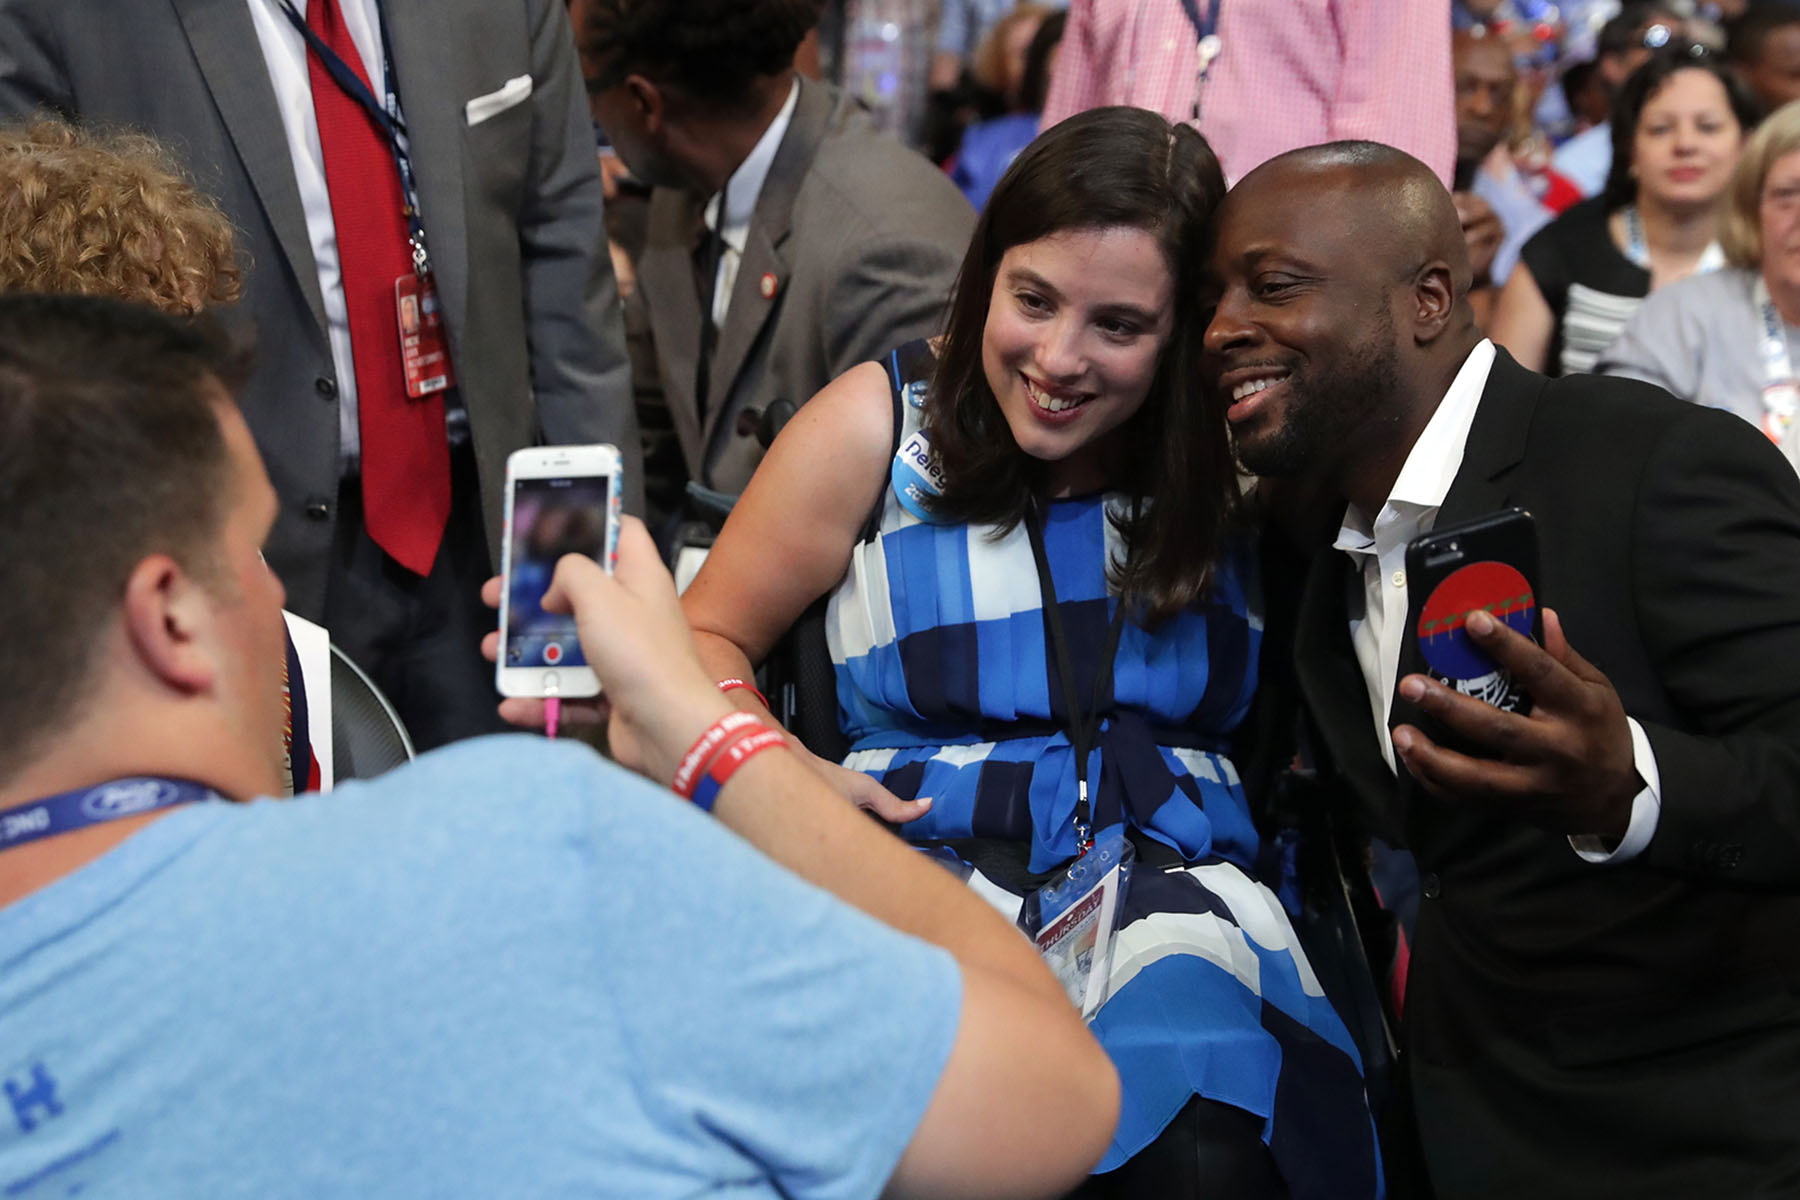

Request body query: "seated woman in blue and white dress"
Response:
[681, 107, 1379, 1199]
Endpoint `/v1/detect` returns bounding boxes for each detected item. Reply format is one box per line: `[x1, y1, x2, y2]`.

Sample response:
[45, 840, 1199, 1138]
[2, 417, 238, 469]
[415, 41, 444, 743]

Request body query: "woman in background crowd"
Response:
[677, 107, 1378, 1199]
[1489, 45, 1755, 374]
[1599, 99, 1800, 471]
[950, 8, 1065, 210]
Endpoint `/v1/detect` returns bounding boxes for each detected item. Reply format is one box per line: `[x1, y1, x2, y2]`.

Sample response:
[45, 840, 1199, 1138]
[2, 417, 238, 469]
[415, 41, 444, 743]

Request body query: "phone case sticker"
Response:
[1416, 561, 1536, 712]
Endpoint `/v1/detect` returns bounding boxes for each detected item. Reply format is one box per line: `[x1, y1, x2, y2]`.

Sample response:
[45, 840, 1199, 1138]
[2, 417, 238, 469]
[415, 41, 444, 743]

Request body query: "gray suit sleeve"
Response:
[822, 225, 968, 378]
[515, 0, 644, 513]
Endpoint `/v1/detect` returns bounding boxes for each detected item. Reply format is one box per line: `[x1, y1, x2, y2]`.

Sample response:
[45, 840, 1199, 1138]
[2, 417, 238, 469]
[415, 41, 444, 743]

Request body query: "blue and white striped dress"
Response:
[825, 345, 1381, 1195]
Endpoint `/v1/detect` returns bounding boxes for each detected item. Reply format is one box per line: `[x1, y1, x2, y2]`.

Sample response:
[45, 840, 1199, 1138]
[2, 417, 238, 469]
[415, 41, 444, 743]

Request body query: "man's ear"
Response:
[121, 555, 218, 696]
[624, 72, 665, 134]
[1410, 259, 1457, 344]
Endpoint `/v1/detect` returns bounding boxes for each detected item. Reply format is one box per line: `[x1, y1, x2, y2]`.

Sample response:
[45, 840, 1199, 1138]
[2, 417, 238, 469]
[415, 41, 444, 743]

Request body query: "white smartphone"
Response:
[495, 444, 622, 699]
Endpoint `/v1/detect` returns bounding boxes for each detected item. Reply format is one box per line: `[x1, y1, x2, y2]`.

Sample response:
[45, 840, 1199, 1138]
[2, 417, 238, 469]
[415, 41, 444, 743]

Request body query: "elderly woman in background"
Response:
[1488, 46, 1756, 375]
[1599, 99, 1800, 469]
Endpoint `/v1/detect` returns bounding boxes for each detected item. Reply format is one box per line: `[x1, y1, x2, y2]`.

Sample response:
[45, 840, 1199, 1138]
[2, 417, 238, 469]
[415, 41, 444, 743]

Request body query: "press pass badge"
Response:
[395, 272, 455, 398]
[1018, 828, 1135, 1021]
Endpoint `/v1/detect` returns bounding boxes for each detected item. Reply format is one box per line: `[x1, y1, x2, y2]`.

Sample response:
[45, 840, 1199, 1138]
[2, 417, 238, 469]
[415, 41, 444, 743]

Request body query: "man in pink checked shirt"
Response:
[1041, 0, 1455, 186]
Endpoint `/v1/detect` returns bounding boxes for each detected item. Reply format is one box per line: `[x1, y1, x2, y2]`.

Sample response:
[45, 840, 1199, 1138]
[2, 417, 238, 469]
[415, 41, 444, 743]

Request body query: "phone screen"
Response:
[504, 475, 613, 669]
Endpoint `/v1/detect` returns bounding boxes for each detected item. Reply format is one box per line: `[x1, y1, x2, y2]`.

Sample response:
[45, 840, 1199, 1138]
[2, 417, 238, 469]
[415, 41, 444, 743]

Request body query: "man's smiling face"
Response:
[1201, 163, 1408, 482]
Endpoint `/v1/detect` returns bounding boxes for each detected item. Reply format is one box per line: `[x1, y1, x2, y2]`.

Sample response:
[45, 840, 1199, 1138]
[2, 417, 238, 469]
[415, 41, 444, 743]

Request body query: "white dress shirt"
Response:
[1332, 339, 1662, 862]
[701, 79, 799, 330]
[247, 0, 386, 469]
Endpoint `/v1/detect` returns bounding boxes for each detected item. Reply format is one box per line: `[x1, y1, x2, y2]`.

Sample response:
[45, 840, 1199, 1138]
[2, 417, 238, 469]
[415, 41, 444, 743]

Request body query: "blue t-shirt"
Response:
[0, 737, 960, 1198]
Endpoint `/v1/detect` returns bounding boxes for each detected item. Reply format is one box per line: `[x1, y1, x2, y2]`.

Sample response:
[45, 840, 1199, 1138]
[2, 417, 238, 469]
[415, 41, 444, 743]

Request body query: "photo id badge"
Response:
[1017, 828, 1134, 1021]
[395, 271, 456, 398]
[1763, 382, 1798, 445]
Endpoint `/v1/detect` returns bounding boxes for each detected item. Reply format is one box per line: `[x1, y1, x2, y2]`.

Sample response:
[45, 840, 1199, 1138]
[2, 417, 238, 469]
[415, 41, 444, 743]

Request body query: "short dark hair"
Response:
[1560, 58, 1599, 113]
[924, 106, 1235, 622]
[1600, 3, 1681, 58]
[579, 0, 822, 105]
[1603, 46, 1761, 211]
[1726, 2, 1800, 64]
[0, 294, 244, 780]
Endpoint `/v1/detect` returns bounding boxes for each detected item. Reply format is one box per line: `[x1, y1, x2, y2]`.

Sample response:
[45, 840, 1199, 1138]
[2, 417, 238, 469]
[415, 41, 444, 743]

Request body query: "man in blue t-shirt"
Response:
[0, 294, 1118, 1199]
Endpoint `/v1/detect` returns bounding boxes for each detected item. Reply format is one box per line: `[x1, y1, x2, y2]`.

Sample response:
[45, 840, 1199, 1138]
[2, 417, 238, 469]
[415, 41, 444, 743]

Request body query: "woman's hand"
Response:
[803, 751, 933, 824]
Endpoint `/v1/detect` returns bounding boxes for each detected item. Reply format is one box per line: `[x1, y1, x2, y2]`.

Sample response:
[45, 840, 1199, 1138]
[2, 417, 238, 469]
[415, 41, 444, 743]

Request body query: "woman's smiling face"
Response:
[980, 224, 1175, 496]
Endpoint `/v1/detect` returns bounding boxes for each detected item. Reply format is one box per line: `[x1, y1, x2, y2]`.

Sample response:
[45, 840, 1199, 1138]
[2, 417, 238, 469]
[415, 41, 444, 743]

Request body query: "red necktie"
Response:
[306, 0, 449, 576]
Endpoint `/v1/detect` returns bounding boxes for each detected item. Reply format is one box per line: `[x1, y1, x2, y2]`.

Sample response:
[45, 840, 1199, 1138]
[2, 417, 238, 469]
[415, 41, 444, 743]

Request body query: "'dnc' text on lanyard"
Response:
[277, 0, 432, 277]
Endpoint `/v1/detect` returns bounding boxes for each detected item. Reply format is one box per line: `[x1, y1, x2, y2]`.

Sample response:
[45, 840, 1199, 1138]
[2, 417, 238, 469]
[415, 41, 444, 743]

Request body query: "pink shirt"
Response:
[1041, 0, 1454, 187]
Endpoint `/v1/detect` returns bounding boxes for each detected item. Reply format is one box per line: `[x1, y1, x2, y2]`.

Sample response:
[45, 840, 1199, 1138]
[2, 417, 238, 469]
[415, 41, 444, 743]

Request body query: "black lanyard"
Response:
[276, 0, 431, 276]
[1024, 499, 1129, 858]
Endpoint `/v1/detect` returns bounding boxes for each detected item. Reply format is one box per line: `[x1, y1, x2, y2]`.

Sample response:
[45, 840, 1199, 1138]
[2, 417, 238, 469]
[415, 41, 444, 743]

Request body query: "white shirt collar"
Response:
[703, 78, 800, 256]
[1334, 339, 1498, 556]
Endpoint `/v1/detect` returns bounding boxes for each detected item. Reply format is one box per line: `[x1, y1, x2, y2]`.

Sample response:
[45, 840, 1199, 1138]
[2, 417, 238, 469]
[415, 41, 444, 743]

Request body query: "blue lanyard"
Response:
[0, 778, 216, 851]
[1175, 0, 1218, 43]
[276, 0, 431, 275]
[1173, 0, 1222, 120]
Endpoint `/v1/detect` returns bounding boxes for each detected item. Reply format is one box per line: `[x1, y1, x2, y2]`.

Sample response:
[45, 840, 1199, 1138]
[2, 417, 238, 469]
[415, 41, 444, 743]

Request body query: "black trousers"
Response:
[324, 445, 510, 754]
[1068, 1096, 1290, 1200]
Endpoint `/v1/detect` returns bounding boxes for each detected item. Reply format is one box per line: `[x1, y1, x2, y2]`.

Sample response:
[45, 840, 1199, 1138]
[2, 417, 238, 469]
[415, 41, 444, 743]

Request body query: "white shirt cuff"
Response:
[1570, 718, 1662, 864]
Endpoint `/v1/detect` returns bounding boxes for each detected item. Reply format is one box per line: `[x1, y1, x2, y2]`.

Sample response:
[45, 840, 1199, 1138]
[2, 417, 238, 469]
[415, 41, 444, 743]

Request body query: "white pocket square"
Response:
[465, 75, 533, 126]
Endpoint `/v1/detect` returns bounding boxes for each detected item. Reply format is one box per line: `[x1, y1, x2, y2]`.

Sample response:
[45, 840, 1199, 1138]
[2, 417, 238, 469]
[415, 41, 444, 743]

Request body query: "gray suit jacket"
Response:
[635, 78, 973, 496]
[0, 0, 641, 619]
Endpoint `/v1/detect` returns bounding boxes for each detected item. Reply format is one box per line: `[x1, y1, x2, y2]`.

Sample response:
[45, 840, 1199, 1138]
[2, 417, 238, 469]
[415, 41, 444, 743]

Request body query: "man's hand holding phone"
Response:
[1391, 606, 1642, 840]
[482, 518, 733, 783]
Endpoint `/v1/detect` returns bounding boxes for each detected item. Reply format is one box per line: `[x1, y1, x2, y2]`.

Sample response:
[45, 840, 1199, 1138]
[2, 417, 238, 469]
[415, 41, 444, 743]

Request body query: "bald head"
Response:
[1227, 143, 1474, 302]
[1202, 142, 1484, 508]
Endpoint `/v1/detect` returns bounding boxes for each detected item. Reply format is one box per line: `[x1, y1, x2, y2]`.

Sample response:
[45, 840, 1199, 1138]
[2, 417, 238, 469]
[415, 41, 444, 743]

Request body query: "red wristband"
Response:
[690, 727, 789, 812]
[716, 677, 770, 709]
[671, 710, 764, 797]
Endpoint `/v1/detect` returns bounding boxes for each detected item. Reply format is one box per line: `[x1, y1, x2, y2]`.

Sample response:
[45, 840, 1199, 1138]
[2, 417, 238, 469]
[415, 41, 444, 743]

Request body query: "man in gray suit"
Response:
[0, 0, 641, 749]
[576, 0, 973, 529]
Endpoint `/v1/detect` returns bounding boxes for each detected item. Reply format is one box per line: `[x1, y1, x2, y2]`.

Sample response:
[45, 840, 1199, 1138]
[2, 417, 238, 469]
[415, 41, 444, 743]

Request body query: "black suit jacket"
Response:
[1294, 350, 1800, 1198]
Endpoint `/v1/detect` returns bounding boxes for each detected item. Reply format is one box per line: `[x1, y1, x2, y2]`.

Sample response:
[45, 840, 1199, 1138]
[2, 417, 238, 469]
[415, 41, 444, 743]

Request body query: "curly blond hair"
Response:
[0, 119, 241, 314]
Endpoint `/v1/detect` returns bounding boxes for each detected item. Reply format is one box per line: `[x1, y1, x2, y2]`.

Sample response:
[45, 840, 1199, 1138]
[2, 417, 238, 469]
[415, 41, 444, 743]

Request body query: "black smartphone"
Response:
[1404, 507, 1542, 718]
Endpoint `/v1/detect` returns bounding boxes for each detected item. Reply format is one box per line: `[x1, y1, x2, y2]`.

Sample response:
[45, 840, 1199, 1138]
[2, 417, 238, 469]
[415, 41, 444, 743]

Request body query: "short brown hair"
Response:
[0, 119, 242, 314]
[0, 294, 243, 782]
[1722, 98, 1800, 268]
